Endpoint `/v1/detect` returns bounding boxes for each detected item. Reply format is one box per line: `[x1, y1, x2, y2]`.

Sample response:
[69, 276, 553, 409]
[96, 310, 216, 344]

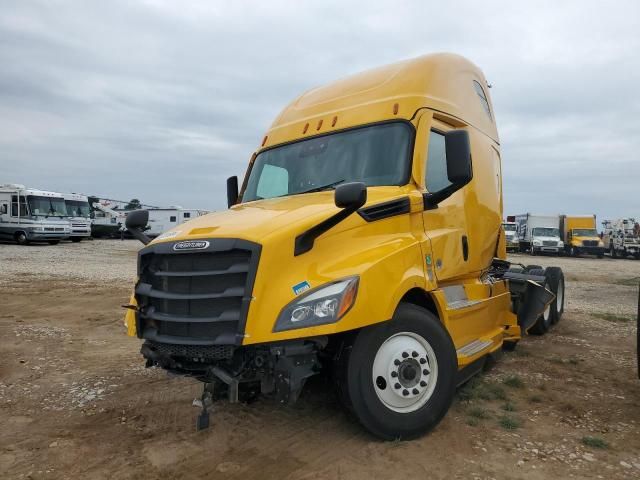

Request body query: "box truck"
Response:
[513, 213, 563, 255]
[122, 54, 563, 439]
[560, 215, 605, 258]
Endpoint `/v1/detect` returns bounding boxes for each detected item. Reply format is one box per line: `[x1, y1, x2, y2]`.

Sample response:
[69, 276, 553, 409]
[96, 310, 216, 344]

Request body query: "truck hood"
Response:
[151, 186, 408, 245]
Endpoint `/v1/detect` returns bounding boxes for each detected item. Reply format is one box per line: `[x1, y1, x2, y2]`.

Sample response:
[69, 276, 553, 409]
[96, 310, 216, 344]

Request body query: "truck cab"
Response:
[0, 184, 71, 245]
[63, 193, 92, 242]
[530, 227, 563, 256]
[561, 215, 605, 258]
[123, 54, 563, 439]
[502, 221, 519, 252]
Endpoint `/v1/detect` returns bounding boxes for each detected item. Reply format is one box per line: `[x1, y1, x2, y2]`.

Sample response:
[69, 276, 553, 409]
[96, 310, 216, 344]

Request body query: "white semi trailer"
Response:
[145, 207, 209, 237]
[63, 193, 92, 242]
[514, 213, 564, 255]
[0, 184, 71, 245]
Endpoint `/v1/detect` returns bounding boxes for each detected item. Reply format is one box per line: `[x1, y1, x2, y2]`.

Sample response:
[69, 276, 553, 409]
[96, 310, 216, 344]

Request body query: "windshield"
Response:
[573, 228, 598, 237]
[532, 227, 559, 237]
[65, 200, 91, 218]
[503, 223, 517, 232]
[242, 122, 412, 202]
[28, 195, 67, 217]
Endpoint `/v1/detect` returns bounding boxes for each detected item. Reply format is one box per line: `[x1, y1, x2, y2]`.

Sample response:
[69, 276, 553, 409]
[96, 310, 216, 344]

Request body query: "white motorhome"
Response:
[63, 192, 92, 242]
[0, 184, 71, 245]
[602, 218, 640, 259]
[514, 213, 563, 255]
[145, 207, 208, 237]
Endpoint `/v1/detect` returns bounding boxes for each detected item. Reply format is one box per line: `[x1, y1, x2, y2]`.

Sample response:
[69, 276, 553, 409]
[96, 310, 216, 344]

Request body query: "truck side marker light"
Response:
[316, 119, 323, 130]
[393, 103, 399, 115]
[303, 123, 309, 134]
[332, 116, 338, 127]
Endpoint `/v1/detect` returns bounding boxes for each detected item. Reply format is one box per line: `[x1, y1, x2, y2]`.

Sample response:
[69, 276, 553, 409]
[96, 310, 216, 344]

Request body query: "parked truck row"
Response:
[502, 213, 629, 258]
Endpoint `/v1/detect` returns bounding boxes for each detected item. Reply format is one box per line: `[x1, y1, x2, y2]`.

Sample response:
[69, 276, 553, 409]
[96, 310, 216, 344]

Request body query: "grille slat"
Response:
[135, 239, 261, 346]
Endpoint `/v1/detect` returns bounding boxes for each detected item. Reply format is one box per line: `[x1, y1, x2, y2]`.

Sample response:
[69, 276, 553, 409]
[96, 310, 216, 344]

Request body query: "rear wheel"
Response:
[344, 304, 457, 440]
[544, 267, 565, 324]
[15, 232, 29, 245]
[611, 245, 617, 259]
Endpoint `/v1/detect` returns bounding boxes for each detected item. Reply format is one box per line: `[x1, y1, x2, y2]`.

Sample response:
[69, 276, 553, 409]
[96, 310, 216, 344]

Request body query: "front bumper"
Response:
[27, 231, 69, 241]
[532, 245, 561, 254]
[574, 246, 605, 256]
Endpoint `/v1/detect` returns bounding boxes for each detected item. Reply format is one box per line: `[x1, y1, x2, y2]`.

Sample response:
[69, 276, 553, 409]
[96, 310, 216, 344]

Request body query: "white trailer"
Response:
[145, 207, 208, 237]
[0, 184, 71, 245]
[603, 218, 640, 259]
[62, 192, 92, 242]
[514, 213, 563, 255]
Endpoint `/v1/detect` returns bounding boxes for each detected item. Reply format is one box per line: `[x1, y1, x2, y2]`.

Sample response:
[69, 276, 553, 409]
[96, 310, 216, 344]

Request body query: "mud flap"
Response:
[516, 280, 555, 332]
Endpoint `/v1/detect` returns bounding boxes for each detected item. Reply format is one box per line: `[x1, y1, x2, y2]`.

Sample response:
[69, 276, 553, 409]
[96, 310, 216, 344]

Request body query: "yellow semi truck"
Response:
[124, 53, 564, 439]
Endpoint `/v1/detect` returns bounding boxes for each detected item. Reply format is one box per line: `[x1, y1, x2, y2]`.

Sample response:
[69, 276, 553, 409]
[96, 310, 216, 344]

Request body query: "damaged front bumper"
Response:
[140, 337, 326, 405]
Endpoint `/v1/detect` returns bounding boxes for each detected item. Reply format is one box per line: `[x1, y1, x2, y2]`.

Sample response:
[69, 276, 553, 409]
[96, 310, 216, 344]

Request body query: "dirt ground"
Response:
[1, 240, 639, 479]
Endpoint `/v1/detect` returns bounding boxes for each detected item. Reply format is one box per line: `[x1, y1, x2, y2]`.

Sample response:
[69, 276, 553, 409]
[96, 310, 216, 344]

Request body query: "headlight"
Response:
[598, 241, 604, 247]
[558, 241, 564, 247]
[274, 277, 359, 332]
[533, 240, 541, 246]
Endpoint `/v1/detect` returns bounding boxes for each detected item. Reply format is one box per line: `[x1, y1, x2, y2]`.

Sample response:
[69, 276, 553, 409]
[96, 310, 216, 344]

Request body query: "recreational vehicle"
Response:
[145, 207, 208, 237]
[63, 193, 92, 242]
[0, 184, 70, 245]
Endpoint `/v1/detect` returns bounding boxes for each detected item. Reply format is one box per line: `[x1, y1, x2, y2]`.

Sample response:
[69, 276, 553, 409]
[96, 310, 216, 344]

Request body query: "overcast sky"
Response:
[1, 1, 638, 221]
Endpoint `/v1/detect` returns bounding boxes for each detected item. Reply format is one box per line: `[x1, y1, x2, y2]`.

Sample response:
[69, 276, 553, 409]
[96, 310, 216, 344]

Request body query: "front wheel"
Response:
[15, 232, 29, 245]
[343, 304, 457, 440]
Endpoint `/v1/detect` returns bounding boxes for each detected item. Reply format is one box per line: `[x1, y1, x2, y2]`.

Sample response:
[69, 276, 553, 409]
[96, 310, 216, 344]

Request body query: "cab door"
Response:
[415, 111, 471, 282]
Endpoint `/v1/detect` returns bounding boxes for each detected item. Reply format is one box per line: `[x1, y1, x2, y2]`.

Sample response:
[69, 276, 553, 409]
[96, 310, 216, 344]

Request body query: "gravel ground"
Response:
[0, 240, 639, 480]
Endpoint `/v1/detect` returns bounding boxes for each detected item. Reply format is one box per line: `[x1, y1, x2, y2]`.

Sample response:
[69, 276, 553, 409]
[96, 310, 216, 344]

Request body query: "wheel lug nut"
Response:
[419, 358, 426, 364]
[402, 389, 409, 396]
[412, 351, 418, 358]
[412, 388, 419, 395]
[394, 383, 401, 390]
[391, 371, 398, 378]
[394, 359, 401, 366]
[402, 352, 409, 359]
[423, 369, 429, 375]
[420, 381, 427, 387]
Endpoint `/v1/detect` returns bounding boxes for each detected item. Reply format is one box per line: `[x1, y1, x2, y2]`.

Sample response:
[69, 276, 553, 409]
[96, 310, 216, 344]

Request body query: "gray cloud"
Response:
[1, 0, 638, 221]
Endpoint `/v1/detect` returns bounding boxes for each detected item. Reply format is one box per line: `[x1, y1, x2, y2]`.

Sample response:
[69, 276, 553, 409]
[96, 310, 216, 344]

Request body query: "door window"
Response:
[425, 131, 451, 192]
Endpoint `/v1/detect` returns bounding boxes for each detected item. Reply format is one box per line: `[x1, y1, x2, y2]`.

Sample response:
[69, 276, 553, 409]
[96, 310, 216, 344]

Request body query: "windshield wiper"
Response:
[297, 179, 345, 195]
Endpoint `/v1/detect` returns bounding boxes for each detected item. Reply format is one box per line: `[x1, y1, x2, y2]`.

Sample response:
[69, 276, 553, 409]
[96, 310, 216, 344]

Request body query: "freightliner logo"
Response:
[173, 240, 210, 251]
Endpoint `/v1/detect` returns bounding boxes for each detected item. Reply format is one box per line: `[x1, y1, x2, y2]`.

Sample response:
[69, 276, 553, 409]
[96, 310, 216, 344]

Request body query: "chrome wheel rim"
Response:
[372, 332, 438, 413]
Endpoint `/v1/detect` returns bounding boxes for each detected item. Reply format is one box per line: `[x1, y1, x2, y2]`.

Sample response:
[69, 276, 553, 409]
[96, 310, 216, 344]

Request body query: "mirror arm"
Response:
[294, 206, 357, 256]
[423, 184, 459, 210]
[128, 227, 151, 245]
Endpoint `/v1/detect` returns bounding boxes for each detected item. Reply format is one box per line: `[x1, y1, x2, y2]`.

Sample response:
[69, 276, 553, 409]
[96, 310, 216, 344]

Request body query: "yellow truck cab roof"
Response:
[263, 53, 498, 149]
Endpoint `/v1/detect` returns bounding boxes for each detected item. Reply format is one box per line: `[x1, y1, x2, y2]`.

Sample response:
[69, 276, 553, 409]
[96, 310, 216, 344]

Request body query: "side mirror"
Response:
[445, 130, 473, 185]
[424, 130, 473, 209]
[125, 209, 151, 245]
[335, 182, 367, 210]
[227, 176, 239, 209]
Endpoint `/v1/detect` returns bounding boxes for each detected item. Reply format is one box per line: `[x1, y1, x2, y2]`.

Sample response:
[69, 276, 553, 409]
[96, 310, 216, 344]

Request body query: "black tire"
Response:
[71, 237, 82, 243]
[47, 240, 60, 245]
[344, 303, 457, 440]
[529, 273, 553, 335]
[529, 246, 536, 256]
[544, 267, 565, 324]
[570, 246, 578, 257]
[15, 232, 29, 245]
[610, 245, 617, 259]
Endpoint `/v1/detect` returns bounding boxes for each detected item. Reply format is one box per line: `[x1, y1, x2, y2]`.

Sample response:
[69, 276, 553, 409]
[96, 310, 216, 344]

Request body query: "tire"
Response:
[529, 272, 553, 335]
[529, 246, 536, 256]
[611, 245, 617, 259]
[48, 240, 60, 245]
[570, 246, 578, 257]
[344, 303, 457, 440]
[15, 232, 29, 245]
[544, 267, 565, 324]
[71, 237, 82, 243]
